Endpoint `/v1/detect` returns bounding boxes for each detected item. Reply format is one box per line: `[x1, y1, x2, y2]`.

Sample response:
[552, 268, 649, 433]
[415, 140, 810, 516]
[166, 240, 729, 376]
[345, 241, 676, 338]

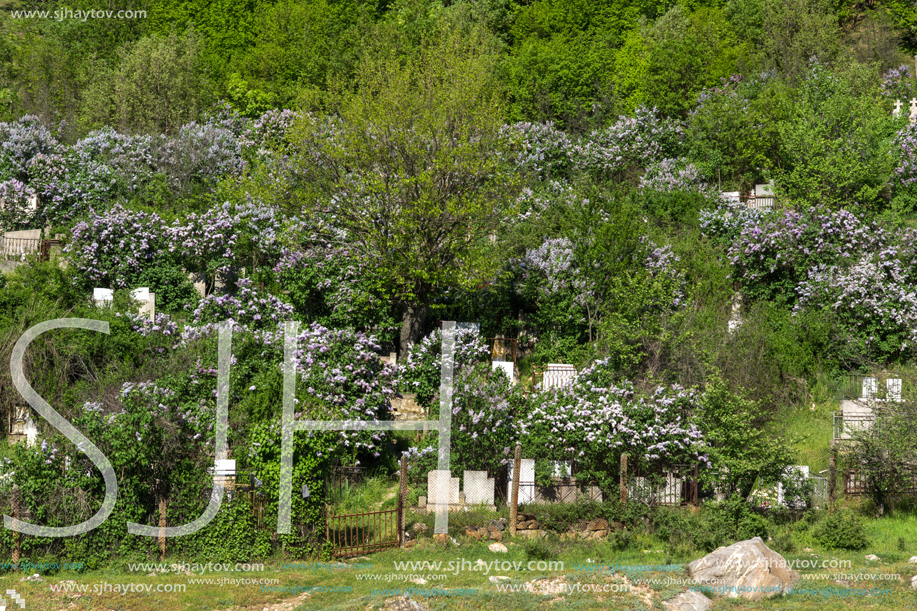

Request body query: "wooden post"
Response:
[828, 445, 837, 513]
[620, 454, 628, 507]
[158, 496, 167, 560]
[398, 454, 408, 548]
[11, 485, 20, 570]
[692, 464, 699, 507]
[509, 444, 521, 537]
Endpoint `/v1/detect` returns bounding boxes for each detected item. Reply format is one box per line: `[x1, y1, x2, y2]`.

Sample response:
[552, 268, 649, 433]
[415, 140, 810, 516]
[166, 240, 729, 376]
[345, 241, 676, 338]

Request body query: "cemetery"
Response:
[1, 3, 917, 610]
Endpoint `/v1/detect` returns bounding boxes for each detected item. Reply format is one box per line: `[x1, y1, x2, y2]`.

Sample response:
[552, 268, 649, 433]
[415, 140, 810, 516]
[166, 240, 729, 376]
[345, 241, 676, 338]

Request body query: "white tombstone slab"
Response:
[492, 361, 514, 383]
[886, 378, 902, 402]
[551, 460, 571, 478]
[214, 459, 236, 476]
[507, 458, 536, 504]
[776, 465, 809, 506]
[463, 470, 495, 505]
[720, 191, 741, 206]
[427, 470, 459, 506]
[894, 99, 903, 118]
[131, 287, 150, 302]
[93, 288, 113, 306]
[862, 377, 877, 400]
[910, 98, 917, 124]
[23, 414, 39, 447]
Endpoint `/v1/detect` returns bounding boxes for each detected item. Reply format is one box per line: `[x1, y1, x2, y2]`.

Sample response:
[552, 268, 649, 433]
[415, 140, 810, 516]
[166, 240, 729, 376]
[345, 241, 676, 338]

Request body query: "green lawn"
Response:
[9, 512, 917, 611]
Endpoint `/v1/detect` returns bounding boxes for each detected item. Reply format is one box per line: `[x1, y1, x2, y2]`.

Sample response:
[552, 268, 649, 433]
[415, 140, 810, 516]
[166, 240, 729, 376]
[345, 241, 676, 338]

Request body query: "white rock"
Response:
[909, 556, 917, 564]
[911, 575, 917, 590]
[489, 576, 511, 583]
[475, 559, 486, 567]
[688, 537, 800, 600]
[488, 542, 508, 553]
[865, 554, 880, 562]
[662, 590, 712, 611]
[410, 577, 427, 585]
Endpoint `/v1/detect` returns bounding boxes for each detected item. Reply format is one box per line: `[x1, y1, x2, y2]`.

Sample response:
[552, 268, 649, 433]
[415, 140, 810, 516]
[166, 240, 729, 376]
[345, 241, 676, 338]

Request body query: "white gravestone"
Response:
[862, 377, 877, 400]
[507, 458, 536, 504]
[93, 288, 113, 306]
[910, 98, 917, 124]
[463, 470, 495, 505]
[887, 378, 902, 402]
[492, 361, 514, 383]
[894, 99, 903, 118]
[131, 287, 156, 321]
[427, 470, 459, 506]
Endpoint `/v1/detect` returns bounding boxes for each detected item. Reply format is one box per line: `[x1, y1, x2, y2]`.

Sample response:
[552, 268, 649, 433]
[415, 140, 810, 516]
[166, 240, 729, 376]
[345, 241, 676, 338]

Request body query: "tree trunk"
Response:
[399, 302, 428, 359]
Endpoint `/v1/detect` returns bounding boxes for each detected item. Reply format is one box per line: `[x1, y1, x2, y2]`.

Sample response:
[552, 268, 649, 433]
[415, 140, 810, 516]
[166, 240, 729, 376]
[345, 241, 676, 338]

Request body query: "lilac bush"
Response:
[65, 204, 168, 288]
[725, 207, 885, 303]
[0, 115, 60, 181]
[153, 122, 247, 194]
[520, 358, 707, 489]
[397, 326, 490, 409]
[881, 65, 916, 102]
[26, 152, 116, 223]
[796, 249, 917, 358]
[499, 121, 576, 179]
[890, 122, 917, 191]
[517, 237, 593, 307]
[639, 157, 715, 196]
[572, 107, 684, 177]
[187, 278, 295, 343]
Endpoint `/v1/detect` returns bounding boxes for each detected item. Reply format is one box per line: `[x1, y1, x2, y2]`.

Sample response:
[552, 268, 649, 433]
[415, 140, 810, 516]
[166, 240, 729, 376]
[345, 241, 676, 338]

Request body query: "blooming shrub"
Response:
[726, 207, 885, 304]
[66, 204, 169, 288]
[520, 359, 707, 490]
[0, 115, 60, 181]
[188, 278, 295, 343]
[449, 361, 522, 475]
[500, 121, 576, 179]
[154, 122, 247, 194]
[639, 157, 714, 196]
[795, 251, 917, 359]
[881, 65, 916, 102]
[397, 326, 490, 410]
[572, 107, 684, 178]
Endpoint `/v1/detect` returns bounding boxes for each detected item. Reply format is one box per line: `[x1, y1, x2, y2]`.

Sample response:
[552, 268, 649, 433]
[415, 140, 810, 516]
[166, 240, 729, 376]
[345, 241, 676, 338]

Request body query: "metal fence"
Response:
[326, 507, 401, 557]
[516, 480, 602, 505]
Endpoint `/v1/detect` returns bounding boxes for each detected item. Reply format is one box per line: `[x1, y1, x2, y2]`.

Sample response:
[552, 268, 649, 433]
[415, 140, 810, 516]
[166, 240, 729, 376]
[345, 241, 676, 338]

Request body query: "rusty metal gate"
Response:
[326, 457, 408, 557]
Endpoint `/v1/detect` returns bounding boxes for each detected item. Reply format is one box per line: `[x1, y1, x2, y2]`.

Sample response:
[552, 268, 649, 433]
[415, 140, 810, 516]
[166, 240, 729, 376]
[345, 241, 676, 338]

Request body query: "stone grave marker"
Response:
[507, 458, 536, 504]
[427, 470, 459, 507]
[463, 471, 495, 506]
[93, 288, 113, 306]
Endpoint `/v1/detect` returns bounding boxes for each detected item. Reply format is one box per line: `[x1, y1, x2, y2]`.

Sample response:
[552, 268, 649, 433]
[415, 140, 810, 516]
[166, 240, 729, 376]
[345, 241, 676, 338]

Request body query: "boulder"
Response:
[687, 537, 800, 600]
[662, 590, 712, 611]
[488, 542, 508, 553]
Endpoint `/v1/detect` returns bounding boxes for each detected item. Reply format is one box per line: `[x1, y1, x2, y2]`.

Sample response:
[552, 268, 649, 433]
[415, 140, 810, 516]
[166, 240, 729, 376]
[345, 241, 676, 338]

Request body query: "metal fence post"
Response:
[510, 444, 521, 536]
[398, 454, 408, 548]
[828, 445, 837, 513]
[620, 454, 628, 507]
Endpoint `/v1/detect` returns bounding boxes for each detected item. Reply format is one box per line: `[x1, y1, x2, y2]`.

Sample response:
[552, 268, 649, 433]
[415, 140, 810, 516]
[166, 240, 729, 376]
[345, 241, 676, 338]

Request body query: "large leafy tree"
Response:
[289, 19, 519, 356]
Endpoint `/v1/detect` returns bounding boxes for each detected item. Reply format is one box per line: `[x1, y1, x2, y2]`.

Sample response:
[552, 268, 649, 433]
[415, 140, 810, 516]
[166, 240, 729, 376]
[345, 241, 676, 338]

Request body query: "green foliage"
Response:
[814, 510, 869, 550]
[640, 5, 748, 117]
[135, 262, 199, 313]
[848, 400, 917, 513]
[84, 29, 211, 134]
[699, 373, 793, 498]
[772, 61, 895, 210]
[290, 19, 519, 354]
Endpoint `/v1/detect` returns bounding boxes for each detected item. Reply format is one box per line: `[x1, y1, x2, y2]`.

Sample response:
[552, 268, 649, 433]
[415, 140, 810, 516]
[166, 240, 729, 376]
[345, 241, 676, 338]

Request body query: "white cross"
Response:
[894, 99, 903, 117]
[911, 98, 917, 124]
